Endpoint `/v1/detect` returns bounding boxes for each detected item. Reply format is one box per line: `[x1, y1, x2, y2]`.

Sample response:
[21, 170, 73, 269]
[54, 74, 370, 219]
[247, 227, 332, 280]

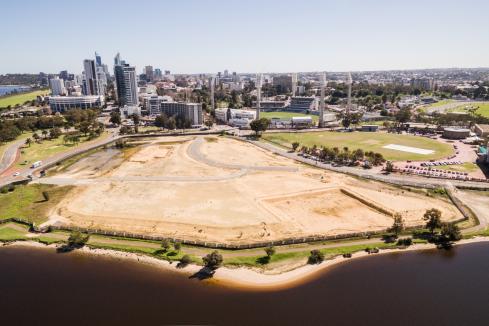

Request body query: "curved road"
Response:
[0, 138, 26, 175]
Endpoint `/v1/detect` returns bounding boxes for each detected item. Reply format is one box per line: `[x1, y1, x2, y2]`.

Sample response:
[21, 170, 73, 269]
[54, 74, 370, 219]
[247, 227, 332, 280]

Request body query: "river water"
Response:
[1, 243, 489, 326]
[0, 85, 31, 96]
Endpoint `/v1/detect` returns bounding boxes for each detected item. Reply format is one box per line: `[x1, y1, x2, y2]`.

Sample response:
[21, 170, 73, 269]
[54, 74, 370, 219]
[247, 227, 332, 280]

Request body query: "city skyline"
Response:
[1, 0, 489, 74]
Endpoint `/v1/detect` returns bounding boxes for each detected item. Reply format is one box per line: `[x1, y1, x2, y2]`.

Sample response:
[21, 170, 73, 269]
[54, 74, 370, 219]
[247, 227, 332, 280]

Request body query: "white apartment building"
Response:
[49, 77, 66, 96]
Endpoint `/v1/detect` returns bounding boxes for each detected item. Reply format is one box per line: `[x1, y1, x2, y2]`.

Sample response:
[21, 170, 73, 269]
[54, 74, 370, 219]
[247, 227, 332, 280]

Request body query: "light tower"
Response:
[319, 72, 327, 128]
[292, 73, 298, 97]
[209, 76, 215, 112]
[346, 72, 352, 114]
[256, 73, 262, 119]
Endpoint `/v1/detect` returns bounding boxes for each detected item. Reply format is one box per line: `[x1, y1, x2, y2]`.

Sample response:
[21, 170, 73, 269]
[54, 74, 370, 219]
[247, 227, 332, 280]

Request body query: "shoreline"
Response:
[2, 237, 489, 291]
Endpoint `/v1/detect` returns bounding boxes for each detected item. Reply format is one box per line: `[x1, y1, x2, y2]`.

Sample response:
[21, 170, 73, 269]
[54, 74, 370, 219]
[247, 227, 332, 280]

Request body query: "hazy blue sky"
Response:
[1, 0, 488, 74]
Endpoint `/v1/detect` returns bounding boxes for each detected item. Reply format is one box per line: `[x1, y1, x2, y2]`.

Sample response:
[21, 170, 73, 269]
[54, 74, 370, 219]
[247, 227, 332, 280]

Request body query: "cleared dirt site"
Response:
[45, 136, 461, 245]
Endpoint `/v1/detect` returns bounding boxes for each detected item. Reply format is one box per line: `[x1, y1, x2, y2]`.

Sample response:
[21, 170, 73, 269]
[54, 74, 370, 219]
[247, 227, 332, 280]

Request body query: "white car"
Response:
[13, 172, 20, 177]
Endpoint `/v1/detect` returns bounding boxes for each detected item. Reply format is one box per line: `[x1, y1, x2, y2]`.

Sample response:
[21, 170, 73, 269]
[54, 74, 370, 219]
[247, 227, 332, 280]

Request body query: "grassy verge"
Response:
[0, 184, 73, 225]
[437, 162, 479, 173]
[17, 132, 110, 168]
[0, 225, 29, 241]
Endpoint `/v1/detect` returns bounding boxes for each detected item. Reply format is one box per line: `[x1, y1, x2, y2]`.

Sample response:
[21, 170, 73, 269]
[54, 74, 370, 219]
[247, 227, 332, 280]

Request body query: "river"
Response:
[0, 85, 31, 96]
[1, 243, 489, 326]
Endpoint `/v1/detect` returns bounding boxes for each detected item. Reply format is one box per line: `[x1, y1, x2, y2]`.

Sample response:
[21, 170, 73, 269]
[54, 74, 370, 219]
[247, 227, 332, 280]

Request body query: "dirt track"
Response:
[45, 136, 461, 245]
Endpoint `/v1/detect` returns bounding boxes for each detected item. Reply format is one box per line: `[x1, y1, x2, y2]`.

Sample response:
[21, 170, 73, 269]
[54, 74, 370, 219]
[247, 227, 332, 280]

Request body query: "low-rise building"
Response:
[48, 95, 105, 112]
[474, 124, 489, 138]
[443, 127, 471, 139]
[160, 102, 203, 126]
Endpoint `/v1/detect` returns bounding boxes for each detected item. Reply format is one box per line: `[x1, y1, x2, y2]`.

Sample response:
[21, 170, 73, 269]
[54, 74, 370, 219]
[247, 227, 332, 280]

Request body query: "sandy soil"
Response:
[49, 137, 463, 245]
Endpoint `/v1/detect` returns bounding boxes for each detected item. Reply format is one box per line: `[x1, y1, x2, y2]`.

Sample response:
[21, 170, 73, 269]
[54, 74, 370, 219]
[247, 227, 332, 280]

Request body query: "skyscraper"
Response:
[114, 53, 138, 107]
[83, 59, 98, 95]
[145, 66, 154, 82]
[95, 52, 102, 67]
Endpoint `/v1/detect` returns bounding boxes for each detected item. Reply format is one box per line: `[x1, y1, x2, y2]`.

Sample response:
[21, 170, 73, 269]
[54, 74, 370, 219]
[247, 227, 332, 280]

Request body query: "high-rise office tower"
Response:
[59, 70, 69, 81]
[83, 59, 99, 95]
[145, 66, 154, 82]
[95, 52, 102, 67]
[114, 53, 138, 107]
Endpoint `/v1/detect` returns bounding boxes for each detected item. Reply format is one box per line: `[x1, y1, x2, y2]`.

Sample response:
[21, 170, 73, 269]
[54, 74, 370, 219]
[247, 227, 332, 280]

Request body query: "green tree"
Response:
[424, 208, 442, 234]
[174, 242, 182, 252]
[308, 249, 324, 264]
[25, 137, 32, 147]
[390, 213, 404, 237]
[179, 254, 192, 266]
[161, 239, 171, 252]
[291, 142, 300, 151]
[440, 223, 462, 242]
[385, 161, 394, 173]
[250, 118, 270, 136]
[67, 231, 90, 248]
[264, 246, 276, 258]
[110, 111, 121, 125]
[202, 250, 223, 269]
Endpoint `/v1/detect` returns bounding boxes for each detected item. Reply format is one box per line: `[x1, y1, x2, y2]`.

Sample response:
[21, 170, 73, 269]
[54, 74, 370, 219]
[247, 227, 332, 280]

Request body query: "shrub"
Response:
[397, 238, 413, 246]
[179, 255, 192, 266]
[0, 186, 8, 194]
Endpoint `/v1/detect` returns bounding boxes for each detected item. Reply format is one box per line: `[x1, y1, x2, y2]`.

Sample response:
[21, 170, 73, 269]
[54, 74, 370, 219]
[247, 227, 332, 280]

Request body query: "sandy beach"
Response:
[3, 237, 489, 291]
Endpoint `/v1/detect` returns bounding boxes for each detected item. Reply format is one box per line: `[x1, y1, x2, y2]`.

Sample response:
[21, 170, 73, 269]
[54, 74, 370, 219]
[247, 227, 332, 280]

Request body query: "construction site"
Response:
[41, 136, 462, 246]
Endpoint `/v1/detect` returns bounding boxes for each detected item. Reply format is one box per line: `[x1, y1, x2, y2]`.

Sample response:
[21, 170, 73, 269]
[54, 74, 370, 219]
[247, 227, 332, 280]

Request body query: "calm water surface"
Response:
[1, 243, 489, 326]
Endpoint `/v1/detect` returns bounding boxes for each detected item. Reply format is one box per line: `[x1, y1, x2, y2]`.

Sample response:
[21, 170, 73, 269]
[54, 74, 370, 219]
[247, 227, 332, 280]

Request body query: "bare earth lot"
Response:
[44, 136, 460, 245]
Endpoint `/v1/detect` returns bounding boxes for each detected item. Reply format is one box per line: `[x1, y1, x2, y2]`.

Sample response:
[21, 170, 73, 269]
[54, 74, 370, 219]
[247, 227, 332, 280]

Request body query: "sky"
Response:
[1, 0, 488, 74]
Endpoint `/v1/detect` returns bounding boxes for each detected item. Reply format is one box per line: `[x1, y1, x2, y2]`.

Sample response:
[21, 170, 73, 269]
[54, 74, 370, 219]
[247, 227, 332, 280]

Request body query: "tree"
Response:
[67, 231, 90, 248]
[49, 127, 62, 139]
[264, 246, 276, 258]
[161, 239, 171, 252]
[167, 117, 177, 130]
[25, 137, 32, 147]
[41, 129, 48, 139]
[174, 242, 182, 252]
[202, 250, 223, 269]
[440, 223, 462, 242]
[385, 161, 394, 173]
[291, 142, 300, 152]
[424, 208, 442, 234]
[308, 249, 324, 264]
[110, 111, 121, 125]
[390, 213, 404, 237]
[250, 118, 270, 136]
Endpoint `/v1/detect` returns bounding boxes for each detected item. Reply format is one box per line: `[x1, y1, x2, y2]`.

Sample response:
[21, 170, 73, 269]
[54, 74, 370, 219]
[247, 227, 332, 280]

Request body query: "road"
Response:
[0, 130, 121, 187]
[0, 138, 26, 175]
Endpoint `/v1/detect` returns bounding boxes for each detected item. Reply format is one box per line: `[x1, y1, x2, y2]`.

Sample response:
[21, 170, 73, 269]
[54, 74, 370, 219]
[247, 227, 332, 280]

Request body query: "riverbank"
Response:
[3, 237, 489, 291]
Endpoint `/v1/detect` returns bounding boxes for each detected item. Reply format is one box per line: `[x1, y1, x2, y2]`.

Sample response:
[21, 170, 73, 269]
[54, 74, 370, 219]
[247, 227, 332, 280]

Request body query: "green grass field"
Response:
[260, 111, 318, 123]
[447, 102, 489, 118]
[16, 132, 110, 168]
[437, 162, 479, 173]
[0, 89, 50, 108]
[0, 184, 73, 225]
[262, 131, 454, 161]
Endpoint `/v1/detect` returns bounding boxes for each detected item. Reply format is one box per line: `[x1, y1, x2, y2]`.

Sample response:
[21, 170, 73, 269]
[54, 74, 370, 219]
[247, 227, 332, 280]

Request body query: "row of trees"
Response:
[295, 143, 386, 166]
